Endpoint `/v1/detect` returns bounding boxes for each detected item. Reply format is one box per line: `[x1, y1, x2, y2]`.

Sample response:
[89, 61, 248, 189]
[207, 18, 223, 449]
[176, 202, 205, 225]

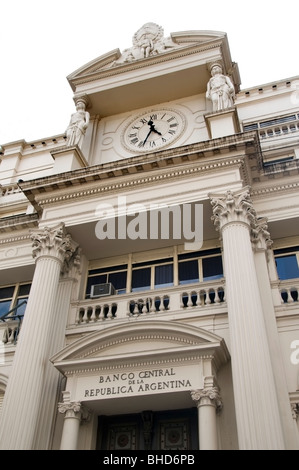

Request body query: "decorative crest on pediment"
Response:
[113, 23, 179, 65]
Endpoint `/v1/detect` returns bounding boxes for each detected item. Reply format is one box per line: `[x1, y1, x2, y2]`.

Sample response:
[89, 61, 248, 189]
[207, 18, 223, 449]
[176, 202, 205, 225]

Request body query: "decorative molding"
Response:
[35, 158, 245, 208]
[0, 234, 32, 245]
[252, 182, 299, 197]
[76, 333, 202, 360]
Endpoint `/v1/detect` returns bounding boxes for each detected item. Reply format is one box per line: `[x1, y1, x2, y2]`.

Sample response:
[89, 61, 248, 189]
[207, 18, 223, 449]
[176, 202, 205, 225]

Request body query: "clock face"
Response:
[122, 108, 185, 153]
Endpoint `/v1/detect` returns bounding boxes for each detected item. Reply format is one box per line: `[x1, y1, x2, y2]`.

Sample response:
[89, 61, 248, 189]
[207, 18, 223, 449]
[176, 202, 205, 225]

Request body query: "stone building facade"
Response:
[0, 24, 299, 450]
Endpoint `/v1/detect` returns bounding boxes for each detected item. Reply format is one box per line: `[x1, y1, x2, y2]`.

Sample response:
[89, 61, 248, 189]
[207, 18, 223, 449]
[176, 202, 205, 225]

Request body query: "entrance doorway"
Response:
[96, 408, 198, 450]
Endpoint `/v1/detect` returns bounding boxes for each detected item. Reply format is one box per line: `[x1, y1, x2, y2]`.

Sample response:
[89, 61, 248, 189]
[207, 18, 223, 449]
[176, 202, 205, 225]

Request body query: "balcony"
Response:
[1, 279, 298, 347]
[69, 279, 226, 327]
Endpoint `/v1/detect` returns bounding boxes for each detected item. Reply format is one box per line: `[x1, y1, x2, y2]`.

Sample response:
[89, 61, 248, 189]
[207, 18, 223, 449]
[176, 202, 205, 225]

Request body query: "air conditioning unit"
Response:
[90, 283, 116, 298]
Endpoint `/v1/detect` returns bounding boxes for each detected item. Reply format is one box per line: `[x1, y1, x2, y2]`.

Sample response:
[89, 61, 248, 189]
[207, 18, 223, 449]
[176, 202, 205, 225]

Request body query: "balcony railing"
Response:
[278, 279, 299, 304]
[0, 301, 27, 344]
[72, 280, 226, 325]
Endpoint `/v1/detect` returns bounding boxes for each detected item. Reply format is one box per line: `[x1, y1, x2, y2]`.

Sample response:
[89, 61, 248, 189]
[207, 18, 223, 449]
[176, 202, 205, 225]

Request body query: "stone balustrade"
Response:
[259, 118, 299, 140]
[278, 280, 299, 304]
[2, 280, 298, 343]
[74, 280, 226, 325]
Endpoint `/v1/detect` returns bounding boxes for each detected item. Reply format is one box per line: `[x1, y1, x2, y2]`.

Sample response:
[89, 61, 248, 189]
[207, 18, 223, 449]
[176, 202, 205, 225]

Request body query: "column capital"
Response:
[30, 223, 79, 272]
[58, 400, 91, 422]
[251, 217, 273, 251]
[209, 186, 256, 233]
[58, 401, 82, 416]
[209, 186, 273, 250]
[191, 387, 223, 413]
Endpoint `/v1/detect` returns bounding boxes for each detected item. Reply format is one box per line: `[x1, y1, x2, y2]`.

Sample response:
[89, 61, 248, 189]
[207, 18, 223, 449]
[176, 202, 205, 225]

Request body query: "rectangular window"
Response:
[132, 258, 174, 292]
[0, 283, 31, 318]
[85, 265, 127, 298]
[178, 249, 223, 285]
[274, 247, 299, 280]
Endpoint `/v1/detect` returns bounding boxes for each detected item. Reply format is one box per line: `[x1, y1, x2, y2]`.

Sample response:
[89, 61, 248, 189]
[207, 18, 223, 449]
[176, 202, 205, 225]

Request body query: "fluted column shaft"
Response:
[58, 402, 82, 450]
[33, 271, 80, 449]
[191, 387, 221, 450]
[0, 224, 78, 450]
[252, 224, 299, 450]
[210, 188, 285, 450]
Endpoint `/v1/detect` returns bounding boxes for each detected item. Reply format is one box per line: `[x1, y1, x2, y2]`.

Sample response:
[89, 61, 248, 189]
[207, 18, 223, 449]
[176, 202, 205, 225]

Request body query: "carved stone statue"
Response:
[113, 23, 178, 65]
[65, 98, 90, 147]
[206, 63, 235, 112]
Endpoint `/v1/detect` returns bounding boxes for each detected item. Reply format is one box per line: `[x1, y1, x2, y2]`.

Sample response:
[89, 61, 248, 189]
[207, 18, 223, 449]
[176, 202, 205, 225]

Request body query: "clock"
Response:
[122, 108, 186, 153]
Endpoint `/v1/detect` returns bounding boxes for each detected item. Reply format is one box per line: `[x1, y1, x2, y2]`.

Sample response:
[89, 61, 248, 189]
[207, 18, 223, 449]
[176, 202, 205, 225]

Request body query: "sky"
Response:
[1, 0, 298, 145]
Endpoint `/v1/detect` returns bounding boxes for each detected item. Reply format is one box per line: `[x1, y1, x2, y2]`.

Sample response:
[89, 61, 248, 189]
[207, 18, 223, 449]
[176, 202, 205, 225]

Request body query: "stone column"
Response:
[0, 223, 78, 450]
[209, 187, 285, 450]
[252, 220, 299, 450]
[58, 402, 83, 450]
[191, 386, 222, 450]
[33, 249, 81, 449]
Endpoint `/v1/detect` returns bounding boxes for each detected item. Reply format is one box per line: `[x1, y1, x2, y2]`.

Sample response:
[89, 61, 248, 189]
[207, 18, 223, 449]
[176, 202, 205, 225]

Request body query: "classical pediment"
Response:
[67, 24, 234, 88]
[51, 320, 230, 375]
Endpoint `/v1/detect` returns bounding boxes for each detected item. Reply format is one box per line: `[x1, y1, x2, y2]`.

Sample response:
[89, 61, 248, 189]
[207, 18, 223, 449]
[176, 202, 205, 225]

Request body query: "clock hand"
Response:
[143, 128, 152, 146]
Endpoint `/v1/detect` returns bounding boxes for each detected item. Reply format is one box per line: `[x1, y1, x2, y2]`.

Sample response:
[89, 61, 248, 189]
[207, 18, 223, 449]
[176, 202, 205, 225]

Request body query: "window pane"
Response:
[155, 264, 173, 288]
[179, 260, 199, 285]
[108, 271, 127, 293]
[18, 284, 31, 297]
[88, 264, 127, 275]
[0, 300, 12, 317]
[132, 268, 151, 292]
[15, 298, 28, 316]
[203, 256, 223, 281]
[275, 255, 299, 280]
[0, 286, 14, 300]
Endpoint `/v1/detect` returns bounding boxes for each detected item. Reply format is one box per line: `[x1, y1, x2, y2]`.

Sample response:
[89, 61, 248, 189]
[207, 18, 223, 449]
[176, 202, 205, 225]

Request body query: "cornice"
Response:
[35, 157, 246, 208]
[0, 213, 39, 236]
[63, 353, 212, 376]
[20, 132, 258, 188]
[252, 181, 299, 198]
